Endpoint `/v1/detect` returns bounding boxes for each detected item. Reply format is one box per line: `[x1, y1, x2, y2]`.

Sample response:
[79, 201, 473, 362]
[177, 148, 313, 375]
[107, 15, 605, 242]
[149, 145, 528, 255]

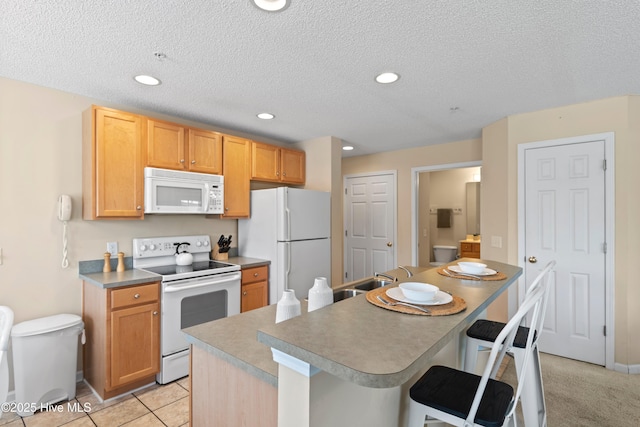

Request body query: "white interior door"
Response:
[344, 172, 396, 283]
[524, 139, 607, 365]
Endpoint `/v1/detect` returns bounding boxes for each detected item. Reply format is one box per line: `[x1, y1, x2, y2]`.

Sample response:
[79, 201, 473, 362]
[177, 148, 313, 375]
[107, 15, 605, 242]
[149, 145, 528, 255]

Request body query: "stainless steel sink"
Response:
[333, 289, 366, 302]
[352, 279, 394, 291]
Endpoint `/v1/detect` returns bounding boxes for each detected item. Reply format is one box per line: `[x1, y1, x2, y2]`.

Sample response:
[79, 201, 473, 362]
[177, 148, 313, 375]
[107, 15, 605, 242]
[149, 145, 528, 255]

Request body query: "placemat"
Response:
[365, 286, 466, 316]
[436, 267, 507, 281]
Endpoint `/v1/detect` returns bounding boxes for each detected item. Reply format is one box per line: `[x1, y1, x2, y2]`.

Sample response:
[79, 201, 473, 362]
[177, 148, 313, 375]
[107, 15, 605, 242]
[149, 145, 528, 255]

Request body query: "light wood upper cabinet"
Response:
[222, 136, 251, 218]
[147, 119, 186, 170]
[82, 106, 145, 220]
[187, 128, 223, 174]
[280, 147, 305, 184]
[251, 141, 305, 185]
[147, 121, 223, 174]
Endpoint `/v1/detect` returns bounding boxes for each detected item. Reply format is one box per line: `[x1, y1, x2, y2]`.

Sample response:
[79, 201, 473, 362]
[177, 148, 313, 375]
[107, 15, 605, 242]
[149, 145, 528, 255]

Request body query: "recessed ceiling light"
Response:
[375, 72, 399, 84]
[134, 75, 161, 86]
[253, 0, 289, 12]
[257, 112, 275, 120]
[342, 145, 354, 151]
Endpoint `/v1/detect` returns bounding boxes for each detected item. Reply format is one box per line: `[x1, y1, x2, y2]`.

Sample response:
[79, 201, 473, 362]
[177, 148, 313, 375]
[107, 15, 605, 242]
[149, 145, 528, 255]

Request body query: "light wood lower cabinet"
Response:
[460, 241, 481, 258]
[241, 265, 269, 312]
[83, 281, 160, 400]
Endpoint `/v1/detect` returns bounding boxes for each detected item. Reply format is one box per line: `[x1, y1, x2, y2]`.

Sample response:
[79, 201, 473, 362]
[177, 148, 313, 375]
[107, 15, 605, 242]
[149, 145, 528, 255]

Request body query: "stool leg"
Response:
[514, 347, 546, 427]
[464, 337, 480, 373]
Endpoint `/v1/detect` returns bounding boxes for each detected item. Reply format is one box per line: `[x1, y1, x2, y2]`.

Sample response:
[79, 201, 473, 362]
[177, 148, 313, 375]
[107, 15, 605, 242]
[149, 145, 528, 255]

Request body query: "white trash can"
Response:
[11, 314, 84, 416]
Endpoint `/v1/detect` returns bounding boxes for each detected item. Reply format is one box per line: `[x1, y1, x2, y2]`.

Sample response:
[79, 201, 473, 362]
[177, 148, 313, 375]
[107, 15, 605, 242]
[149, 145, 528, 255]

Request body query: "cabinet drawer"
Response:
[242, 266, 268, 285]
[460, 242, 473, 252]
[110, 283, 159, 310]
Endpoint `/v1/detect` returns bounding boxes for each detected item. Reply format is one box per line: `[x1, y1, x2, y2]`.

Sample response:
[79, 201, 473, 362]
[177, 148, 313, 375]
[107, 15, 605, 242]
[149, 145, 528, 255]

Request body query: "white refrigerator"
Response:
[238, 187, 331, 304]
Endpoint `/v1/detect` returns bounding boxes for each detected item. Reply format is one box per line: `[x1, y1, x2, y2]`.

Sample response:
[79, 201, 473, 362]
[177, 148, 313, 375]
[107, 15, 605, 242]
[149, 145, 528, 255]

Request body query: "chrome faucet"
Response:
[398, 265, 413, 278]
[374, 272, 397, 282]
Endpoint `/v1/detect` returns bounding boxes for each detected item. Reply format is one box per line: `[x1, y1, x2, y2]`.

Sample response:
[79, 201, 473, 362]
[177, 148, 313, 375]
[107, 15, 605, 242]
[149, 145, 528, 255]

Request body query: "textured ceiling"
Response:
[2, 1, 640, 157]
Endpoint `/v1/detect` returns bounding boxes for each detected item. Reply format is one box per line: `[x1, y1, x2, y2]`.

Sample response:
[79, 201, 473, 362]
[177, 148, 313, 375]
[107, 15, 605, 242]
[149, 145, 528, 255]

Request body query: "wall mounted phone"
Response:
[58, 194, 72, 221]
[58, 195, 72, 268]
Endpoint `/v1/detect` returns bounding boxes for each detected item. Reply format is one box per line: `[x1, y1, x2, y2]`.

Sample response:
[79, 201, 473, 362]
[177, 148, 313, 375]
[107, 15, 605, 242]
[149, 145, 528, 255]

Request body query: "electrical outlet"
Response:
[107, 242, 118, 257]
[453, 207, 463, 214]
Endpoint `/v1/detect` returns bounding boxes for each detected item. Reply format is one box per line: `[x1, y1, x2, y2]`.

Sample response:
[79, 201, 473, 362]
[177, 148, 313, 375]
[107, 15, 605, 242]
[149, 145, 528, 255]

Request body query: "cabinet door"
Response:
[90, 107, 145, 219]
[109, 302, 160, 389]
[188, 128, 222, 174]
[241, 281, 268, 312]
[222, 136, 251, 218]
[147, 119, 186, 170]
[280, 148, 305, 184]
[251, 142, 280, 182]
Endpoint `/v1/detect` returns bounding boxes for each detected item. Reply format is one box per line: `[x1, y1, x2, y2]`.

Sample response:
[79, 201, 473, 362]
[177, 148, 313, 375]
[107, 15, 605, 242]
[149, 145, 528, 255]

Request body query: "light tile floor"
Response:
[1, 377, 190, 427]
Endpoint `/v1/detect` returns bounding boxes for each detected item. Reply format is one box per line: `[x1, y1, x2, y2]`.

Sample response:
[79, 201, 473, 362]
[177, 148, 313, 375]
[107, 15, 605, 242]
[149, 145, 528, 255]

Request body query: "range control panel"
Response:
[133, 235, 211, 259]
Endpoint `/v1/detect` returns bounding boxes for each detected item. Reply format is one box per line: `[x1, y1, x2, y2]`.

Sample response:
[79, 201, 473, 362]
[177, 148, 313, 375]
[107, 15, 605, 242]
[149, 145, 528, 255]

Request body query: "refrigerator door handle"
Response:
[284, 242, 291, 290]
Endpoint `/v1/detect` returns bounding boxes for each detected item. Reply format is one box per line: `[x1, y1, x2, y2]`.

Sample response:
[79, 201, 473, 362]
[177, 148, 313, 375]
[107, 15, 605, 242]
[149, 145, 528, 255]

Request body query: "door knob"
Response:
[528, 256, 537, 263]
[387, 242, 393, 247]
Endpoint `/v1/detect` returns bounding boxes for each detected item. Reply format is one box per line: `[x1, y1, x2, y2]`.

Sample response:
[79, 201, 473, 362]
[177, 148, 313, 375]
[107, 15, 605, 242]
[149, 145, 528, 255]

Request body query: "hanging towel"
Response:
[437, 208, 452, 228]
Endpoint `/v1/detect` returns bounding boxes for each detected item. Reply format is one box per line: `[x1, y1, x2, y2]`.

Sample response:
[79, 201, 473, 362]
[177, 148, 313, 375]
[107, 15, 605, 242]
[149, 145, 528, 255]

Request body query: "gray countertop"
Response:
[183, 259, 521, 390]
[257, 259, 521, 388]
[79, 257, 270, 288]
[182, 301, 292, 388]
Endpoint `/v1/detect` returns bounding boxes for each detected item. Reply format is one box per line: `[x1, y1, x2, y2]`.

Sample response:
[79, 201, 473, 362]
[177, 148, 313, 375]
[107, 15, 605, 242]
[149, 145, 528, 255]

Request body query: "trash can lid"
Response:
[11, 314, 83, 337]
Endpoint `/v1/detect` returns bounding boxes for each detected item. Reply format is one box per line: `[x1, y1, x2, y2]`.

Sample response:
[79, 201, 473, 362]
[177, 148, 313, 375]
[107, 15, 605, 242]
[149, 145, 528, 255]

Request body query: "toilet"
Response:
[430, 245, 458, 267]
[11, 314, 84, 416]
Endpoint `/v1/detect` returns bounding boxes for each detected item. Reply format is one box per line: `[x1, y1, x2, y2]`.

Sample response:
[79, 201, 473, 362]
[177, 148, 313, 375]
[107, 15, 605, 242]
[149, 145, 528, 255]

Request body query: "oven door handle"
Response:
[163, 273, 241, 294]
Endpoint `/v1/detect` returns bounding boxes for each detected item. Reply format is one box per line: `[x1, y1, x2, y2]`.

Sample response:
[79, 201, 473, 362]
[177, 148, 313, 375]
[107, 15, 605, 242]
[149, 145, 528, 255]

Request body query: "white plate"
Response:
[386, 287, 453, 306]
[448, 265, 497, 276]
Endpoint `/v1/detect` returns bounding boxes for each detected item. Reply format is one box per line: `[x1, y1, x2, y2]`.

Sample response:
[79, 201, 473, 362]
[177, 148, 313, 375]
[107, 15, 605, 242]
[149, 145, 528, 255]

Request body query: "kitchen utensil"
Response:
[376, 295, 430, 313]
[174, 242, 193, 266]
[443, 268, 483, 280]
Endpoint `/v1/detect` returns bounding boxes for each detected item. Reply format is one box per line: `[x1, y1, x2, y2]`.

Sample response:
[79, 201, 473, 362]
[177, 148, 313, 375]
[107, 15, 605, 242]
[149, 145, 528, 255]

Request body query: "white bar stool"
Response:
[463, 261, 555, 427]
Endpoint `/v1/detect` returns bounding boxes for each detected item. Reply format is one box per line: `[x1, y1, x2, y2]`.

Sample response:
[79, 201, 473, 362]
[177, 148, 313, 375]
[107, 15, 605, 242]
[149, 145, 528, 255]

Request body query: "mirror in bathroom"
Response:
[466, 182, 481, 235]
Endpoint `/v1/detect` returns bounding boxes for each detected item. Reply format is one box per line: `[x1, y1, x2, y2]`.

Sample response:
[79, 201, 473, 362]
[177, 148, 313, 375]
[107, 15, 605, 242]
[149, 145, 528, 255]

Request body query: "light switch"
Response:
[491, 236, 502, 248]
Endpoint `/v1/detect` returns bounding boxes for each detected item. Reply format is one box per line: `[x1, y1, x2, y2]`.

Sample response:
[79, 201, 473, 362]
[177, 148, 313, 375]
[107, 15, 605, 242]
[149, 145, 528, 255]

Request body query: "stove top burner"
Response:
[141, 260, 235, 276]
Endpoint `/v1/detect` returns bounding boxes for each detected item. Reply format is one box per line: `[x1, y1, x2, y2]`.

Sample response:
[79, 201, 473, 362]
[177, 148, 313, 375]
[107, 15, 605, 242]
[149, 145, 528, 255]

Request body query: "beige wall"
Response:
[0, 76, 284, 325]
[483, 95, 639, 366]
[342, 139, 483, 271]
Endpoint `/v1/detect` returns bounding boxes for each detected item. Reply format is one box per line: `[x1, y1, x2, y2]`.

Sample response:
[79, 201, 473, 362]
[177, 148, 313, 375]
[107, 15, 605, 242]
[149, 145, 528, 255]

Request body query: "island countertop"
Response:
[256, 259, 521, 388]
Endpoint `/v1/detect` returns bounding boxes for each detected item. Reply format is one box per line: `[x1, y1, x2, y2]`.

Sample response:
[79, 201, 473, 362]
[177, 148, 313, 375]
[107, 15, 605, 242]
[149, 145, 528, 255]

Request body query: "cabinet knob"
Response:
[191, 160, 196, 164]
[254, 272, 259, 277]
[225, 207, 229, 211]
[134, 293, 140, 299]
[276, 171, 279, 176]
[283, 172, 286, 176]
[153, 311, 158, 315]
[136, 206, 142, 210]
[180, 159, 185, 163]
[243, 291, 247, 296]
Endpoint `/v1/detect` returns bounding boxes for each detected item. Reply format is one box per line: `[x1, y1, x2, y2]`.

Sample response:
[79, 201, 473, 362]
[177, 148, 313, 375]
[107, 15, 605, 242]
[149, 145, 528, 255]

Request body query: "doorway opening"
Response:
[411, 161, 482, 267]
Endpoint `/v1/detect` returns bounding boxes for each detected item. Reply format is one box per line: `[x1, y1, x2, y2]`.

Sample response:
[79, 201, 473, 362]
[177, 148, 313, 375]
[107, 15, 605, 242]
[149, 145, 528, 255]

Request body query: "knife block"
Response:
[212, 244, 228, 260]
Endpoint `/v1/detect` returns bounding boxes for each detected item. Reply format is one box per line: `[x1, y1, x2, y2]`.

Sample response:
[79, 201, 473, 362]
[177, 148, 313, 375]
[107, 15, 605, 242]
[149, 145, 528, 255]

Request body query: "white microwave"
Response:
[144, 167, 224, 214]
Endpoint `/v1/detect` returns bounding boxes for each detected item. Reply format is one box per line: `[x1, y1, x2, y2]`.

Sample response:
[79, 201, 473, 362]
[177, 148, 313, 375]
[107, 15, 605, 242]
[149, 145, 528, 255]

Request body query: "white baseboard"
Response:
[614, 362, 640, 374]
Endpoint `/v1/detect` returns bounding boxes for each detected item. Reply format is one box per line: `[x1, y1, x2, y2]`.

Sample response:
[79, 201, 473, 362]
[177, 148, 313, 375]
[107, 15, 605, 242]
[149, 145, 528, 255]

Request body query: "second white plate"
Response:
[448, 265, 497, 276]
[386, 287, 453, 306]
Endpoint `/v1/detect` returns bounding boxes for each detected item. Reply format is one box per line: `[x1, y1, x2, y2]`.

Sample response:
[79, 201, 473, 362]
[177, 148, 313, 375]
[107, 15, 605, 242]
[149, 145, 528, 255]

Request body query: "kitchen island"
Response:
[184, 260, 522, 427]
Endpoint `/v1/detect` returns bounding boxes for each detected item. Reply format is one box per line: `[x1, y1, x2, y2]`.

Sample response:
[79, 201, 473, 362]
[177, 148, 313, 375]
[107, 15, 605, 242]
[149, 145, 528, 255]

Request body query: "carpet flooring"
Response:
[500, 352, 640, 426]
